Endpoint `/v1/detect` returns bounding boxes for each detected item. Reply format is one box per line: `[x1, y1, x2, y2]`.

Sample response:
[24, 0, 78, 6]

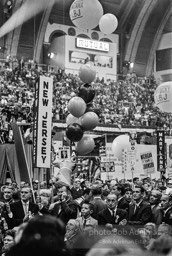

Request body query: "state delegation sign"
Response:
[33, 76, 53, 168]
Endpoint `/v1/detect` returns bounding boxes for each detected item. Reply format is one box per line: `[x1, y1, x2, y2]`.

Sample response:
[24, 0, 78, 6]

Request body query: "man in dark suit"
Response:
[149, 189, 163, 225]
[128, 186, 152, 226]
[161, 194, 172, 225]
[98, 193, 128, 228]
[8, 187, 39, 228]
[114, 184, 129, 212]
[50, 184, 79, 225]
[70, 178, 83, 200]
[89, 185, 107, 220]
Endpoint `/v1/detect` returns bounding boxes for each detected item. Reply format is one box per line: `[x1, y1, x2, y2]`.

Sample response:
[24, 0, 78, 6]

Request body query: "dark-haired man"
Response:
[113, 184, 129, 212]
[50, 185, 80, 225]
[124, 187, 133, 204]
[128, 186, 152, 225]
[89, 184, 107, 220]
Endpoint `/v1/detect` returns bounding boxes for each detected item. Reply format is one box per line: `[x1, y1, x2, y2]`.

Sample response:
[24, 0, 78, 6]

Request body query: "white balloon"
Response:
[69, 0, 103, 30]
[154, 81, 172, 113]
[99, 13, 118, 34]
[111, 134, 130, 161]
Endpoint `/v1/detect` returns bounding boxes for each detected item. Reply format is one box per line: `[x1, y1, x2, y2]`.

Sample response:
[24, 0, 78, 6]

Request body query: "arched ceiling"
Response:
[5, 0, 172, 77]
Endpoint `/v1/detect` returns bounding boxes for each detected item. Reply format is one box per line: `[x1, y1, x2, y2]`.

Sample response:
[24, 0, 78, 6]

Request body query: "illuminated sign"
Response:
[76, 38, 109, 52]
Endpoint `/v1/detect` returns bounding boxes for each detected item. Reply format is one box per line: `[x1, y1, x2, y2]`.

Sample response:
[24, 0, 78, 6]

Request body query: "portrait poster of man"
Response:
[60, 147, 70, 159]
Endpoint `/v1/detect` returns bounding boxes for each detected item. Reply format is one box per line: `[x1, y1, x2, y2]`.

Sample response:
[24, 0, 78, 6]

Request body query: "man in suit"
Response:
[124, 187, 133, 204]
[8, 187, 39, 228]
[50, 184, 79, 225]
[149, 189, 163, 225]
[128, 186, 152, 226]
[98, 193, 128, 228]
[89, 184, 107, 220]
[70, 178, 83, 200]
[113, 184, 129, 212]
[76, 201, 98, 231]
[161, 194, 172, 225]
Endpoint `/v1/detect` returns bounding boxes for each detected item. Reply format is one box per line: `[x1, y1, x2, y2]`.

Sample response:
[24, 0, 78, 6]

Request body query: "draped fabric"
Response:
[11, 123, 30, 183]
[24, 144, 33, 180]
[0, 145, 7, 185]
[0, 144, 32, 185]
[5, 144, 16, 183]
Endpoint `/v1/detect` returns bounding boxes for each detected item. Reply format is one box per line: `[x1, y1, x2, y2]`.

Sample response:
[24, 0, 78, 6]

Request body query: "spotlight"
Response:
[48, 52, 55, 59]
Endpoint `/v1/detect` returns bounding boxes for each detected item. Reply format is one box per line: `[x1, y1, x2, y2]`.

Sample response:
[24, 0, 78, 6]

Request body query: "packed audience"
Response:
[0, 176, 172, 255]
[0, 56, 172, 144]
[0, 55, 172, 254]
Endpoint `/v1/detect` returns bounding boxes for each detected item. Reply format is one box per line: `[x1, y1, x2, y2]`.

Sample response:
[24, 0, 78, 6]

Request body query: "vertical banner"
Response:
[33, 76, 53, 168]
[157, 130, 165, 172]
[11, 123, 30, 183]
[122, 149, 127, 173]
[128, 139, 136, 173]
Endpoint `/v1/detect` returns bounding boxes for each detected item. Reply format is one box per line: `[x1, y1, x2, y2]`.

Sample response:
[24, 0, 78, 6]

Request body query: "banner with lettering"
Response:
[140, 151, 155, 174]
[33, 76, 53, 168]
[157, 130, 166, 172]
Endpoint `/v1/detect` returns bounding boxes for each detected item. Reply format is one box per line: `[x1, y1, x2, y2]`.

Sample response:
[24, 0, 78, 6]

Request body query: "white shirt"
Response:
[22, 201, 29, 215]
[165, 187, 172, 194]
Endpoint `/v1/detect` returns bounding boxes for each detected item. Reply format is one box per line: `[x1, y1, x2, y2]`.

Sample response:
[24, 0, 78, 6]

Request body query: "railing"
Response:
[0, 58, 155, 84]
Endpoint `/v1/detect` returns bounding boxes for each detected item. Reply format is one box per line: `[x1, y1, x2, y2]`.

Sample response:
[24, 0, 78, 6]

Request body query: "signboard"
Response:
[101, 172, 116, 182]
[128, 139, 136, 168]
[140, 151, 155, 174]
[76, 37, 109, 52]
[165, 136, 172, 176]
[59, 146, 70, 160]
[157, 130, 166, 172]
[122, 149, 127, 173]
[33, 76, 53, 168]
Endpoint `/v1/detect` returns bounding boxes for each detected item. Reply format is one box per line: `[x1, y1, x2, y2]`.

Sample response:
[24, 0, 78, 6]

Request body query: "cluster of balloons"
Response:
[69, 0, 118, 34]
[66, 63, 99, 155]
[154, 81, 172, 113]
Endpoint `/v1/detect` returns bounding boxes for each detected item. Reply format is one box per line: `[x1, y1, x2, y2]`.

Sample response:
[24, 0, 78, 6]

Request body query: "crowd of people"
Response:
[0, 56, 172, 144]
[0, 176, 172, 255]
[0, 55, 172, 254]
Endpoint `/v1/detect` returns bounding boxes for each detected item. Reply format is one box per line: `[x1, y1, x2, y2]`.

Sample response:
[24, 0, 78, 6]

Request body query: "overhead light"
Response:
[130, 62, 134, 69]
[6, 0, 13, 6]
[48, 52, 55, 59]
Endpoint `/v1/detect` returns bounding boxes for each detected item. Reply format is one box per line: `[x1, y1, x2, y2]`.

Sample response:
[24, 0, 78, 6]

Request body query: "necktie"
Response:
[23, 203, 28, 215]
[112, 210, 115, 218]
[134, 204, 137, 214]
[83, 219, 87, 228]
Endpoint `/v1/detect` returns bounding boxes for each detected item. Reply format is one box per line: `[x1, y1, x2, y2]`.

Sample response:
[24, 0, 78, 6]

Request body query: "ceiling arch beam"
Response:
[33, 0, 55, 62]
[145, 6, 172, 76]
[5, 0, 24, 57]
[124, 0, 157, 63]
